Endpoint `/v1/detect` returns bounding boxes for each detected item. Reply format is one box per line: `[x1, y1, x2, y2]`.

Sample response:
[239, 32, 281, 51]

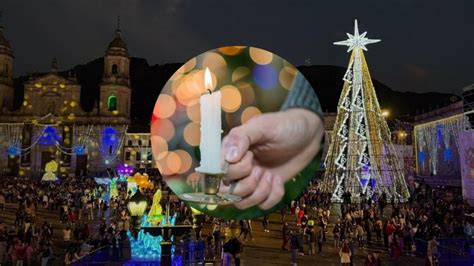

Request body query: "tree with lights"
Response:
[322, 20, 410, 203]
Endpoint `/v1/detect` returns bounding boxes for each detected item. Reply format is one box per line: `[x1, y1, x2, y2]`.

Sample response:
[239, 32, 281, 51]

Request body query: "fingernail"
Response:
[226, 146, 238, 161]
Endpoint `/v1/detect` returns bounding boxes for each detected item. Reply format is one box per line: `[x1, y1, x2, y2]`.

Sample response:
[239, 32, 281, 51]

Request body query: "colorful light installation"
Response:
[41, 160, 59, 182]
[6, 145, 20, 156]
[444, 148, 453, 161]
[38, 126, 61, 146]
[109, 177, 119, 198]
[414, 113, 465, 175]
[101, 127, 119, 154]
[147, 190, 163, 225]
[117, 163, 134, 176]
[72, 145, 86, 155]
[127, 214, 178, 262]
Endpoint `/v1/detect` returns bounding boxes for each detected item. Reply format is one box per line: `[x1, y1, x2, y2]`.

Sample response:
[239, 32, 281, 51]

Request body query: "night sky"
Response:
[2, 0, 473, 94]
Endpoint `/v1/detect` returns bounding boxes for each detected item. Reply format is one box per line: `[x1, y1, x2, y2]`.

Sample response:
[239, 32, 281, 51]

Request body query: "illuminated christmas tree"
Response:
[322, 20, 410, 203]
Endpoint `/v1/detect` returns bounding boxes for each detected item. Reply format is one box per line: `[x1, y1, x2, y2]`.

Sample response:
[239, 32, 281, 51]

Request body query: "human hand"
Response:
[219, 108, 324, 210]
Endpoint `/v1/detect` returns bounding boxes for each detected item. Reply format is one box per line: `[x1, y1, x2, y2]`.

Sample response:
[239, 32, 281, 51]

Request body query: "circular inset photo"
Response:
[151, 46, 324, 219]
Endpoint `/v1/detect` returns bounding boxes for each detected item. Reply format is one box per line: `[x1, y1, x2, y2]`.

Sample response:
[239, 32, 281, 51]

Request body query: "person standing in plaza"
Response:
[339, 242, 351, 266]
[356, 222, 364, 247]
[333, 221, 341, 248]
[316, 224, 323, 254]
[365, 219, 373, 245]
[239, 220, 250, 241]
[297, 207, 305, 227]
[212, 221, 221, 257]
[63, 226, 71, 250]
[306, 224, 316, 255]
[223, 236, 243, 266]
[282, 222, 289, 250]
[290, 231, 301, 266]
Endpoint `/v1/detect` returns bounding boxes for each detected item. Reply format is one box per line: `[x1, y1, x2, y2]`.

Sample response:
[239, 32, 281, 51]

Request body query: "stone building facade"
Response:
[0, 23, 153, 178]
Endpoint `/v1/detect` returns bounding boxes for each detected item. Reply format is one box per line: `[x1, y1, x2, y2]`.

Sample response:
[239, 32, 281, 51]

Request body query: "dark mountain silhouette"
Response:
[12, 58, 458, 127]
[297, 65, 459, 120]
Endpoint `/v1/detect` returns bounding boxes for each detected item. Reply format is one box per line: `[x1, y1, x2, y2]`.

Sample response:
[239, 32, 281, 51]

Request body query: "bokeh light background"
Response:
[151, 46, 321, 219]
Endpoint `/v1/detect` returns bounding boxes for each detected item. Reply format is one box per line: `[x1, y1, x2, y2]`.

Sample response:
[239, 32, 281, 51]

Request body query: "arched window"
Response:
[111, 64, 118, 75]
[108, 95, 117, 111]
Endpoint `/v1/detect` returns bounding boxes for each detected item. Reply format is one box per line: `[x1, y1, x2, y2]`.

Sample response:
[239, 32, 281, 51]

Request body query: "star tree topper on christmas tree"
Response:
[334, 19, 380, 52]
[323, 19, 410, 203]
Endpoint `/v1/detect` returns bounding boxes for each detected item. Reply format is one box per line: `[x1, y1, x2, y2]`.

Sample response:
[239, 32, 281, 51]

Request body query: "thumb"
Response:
[222, 117, 267, 163]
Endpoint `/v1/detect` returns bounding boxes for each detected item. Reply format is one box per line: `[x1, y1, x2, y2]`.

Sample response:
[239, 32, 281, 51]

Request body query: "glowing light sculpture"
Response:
[322, 20, 410, 203]
[38, 126, 61, 146]
[41, 160, 59, 181]
[117, 163, 134, 182]
[99, 125, 127, 165]
[127, 214, 180, 262]
[147, 190, 164, 225]
[109, 177, 119, 199]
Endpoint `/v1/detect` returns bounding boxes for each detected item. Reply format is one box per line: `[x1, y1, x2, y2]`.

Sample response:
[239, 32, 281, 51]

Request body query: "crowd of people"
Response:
[0, 176, 150, 265]
[280, 180, 473, 266]
[0, 175, 473, 266]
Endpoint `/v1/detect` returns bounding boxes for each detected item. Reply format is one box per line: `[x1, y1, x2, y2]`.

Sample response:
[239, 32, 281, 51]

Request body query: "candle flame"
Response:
[204, 67, 213, 92]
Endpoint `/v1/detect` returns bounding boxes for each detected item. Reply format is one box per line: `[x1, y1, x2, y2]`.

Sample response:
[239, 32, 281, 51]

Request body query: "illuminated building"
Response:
[413, 100, 467, 186]
[0, 21, 156, 177]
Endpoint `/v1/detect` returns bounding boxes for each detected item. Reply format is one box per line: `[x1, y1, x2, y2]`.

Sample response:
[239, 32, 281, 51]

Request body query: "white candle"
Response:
[196, 68, 222, 174]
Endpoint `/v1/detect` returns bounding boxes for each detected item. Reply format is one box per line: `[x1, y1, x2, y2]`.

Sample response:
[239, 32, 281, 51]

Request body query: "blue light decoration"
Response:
[127, 214, 180, 263]
[370, 177, 377, 189]
[73, 145, 86, 155]
[436, 124, 444, 145]
[101, 127, 118, 155]
[359, 163, 370, 188]
[444, 148, 452, 161]
[38, 126, 61, 146]
[418, 151, 426, 162]
[6, 145, 20, 156]
[252, 64, 278, 90]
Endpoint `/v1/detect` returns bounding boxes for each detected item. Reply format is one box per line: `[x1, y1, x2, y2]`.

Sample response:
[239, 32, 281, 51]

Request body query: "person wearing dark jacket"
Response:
[290, 231, 302, 266]
[223, 236, 243, 266]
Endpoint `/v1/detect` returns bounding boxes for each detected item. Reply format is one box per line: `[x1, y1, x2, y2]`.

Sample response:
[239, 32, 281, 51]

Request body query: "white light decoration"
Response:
[322, 19, 410, 203]
[334, 20, 380, 52]
[414, 114, 466, 176]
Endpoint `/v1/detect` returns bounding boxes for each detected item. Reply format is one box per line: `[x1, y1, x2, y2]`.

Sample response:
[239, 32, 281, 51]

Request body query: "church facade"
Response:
[0, 23, 154, 178]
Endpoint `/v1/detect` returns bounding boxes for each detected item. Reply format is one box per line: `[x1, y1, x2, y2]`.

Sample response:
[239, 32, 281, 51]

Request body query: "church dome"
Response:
[107, 30, 127, 50]
[106, 28, 129, 58]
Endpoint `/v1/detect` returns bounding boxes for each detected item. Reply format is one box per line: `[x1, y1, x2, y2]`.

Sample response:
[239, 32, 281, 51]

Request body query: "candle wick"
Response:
[208, 89, 212, 95]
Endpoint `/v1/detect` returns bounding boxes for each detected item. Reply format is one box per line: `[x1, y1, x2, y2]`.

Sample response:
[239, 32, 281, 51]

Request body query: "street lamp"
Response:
[128, 188, 148, 237]
[381, 109, 390, 118]
[398, 131, 407, 144]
